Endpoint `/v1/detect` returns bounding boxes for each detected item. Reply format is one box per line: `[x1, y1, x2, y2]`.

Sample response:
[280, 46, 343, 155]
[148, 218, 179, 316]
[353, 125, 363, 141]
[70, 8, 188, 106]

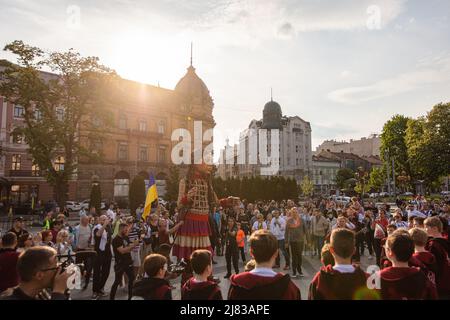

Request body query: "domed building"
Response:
[218, 95, 312, 183]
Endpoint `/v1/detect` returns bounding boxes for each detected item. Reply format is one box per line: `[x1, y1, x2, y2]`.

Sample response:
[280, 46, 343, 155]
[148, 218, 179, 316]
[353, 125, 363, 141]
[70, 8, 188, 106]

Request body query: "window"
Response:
[295, 145, 299, 153]
[56, 107, 65, 121]
[11, 154, 21, 170]
[91, 140, 103, 154]
[119, 115, 127, 129]
[92, 116, 101, 127]
[32, 163, 40, 176]
[139, 121, 147, 132]
[14, 105, 24, 118]
[118, 142, 128, 160]
[54, 156, 65, 171]
[139, 145, 148, 161]
[158, 120, 166, 134]
[13, 133, 23, 144]
[158, 146, 166, 163]
[34, 109, 42, 120]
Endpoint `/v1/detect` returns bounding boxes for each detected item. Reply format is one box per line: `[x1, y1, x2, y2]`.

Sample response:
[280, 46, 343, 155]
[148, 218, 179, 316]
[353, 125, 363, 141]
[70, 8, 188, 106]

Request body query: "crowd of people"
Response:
[0, 194, 449, 300]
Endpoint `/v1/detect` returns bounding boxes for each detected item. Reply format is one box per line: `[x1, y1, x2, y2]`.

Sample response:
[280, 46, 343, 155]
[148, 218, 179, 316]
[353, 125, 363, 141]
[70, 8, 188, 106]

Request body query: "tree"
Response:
[89, 183, 102, 215]
[0, 41, 116, 207]
[165, 165, 180, 201]
[380, 115, 411, 182]
[368, 167, 385, 192]
[129, 175, 146, 216]
[300, 176, 314, 197]
[335, 168, 355, 190]
[406, 103, 450, 188]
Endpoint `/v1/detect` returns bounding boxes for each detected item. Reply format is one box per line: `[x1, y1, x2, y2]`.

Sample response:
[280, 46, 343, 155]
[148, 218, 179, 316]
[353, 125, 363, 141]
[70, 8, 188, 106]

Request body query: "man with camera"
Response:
[0, 246, 73, 300]
[110, 223, 139, 300]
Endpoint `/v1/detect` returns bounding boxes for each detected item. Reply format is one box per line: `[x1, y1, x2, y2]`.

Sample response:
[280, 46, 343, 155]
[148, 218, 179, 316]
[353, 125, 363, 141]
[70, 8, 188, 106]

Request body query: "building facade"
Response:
[315, 134, 381, 157]
[218, 99, 312, 183]
[312, 155, 341, 195]
[0, 61, 215, 205]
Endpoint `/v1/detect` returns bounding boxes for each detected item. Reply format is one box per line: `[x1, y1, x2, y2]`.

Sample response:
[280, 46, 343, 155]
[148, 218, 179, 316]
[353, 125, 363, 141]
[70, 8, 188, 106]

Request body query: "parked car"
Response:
[441, 190, 450, 196]
[402, 192, 414, 196]
[65, 201, 81, 212]
[379, 192, 389, 197]
[330, 195, 351, 205]
[80, 199, 106, 210]
[369, 193, 379, 198]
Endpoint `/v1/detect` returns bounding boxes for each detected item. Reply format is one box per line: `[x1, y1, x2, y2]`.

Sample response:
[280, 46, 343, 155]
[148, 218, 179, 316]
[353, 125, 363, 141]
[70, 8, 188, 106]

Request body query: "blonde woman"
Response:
[251, 213, 267, 233]
[54, 229, 72, 261]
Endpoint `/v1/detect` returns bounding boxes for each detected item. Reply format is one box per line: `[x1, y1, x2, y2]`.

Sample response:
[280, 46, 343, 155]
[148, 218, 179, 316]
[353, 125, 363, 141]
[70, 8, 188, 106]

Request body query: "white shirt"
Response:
[407, 210, 426, 219]
[270, 217, 286, 240]
[252, 221, 267, 232]
[250, 267, 277, 277]
[333, 264, 355, 273]
[106, 209, 116, 221]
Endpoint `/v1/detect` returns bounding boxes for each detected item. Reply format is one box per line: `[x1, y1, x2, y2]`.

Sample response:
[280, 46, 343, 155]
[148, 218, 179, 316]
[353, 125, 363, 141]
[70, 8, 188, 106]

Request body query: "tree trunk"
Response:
[54, 179, 68, 209]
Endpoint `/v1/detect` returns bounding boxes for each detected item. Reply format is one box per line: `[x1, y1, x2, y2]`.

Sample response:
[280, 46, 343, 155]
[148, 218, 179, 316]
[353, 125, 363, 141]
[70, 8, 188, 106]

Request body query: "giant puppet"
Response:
[172, 162, 218, 261]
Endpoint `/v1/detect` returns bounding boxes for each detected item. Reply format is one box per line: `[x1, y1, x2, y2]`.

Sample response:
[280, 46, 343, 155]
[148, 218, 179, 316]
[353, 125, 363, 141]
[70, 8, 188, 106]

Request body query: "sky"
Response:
[1, 0, 449, 158]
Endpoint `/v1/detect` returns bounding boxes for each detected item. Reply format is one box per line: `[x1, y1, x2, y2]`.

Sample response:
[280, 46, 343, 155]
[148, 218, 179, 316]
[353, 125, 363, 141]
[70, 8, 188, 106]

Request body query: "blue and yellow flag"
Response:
[142, 173, 158, 221]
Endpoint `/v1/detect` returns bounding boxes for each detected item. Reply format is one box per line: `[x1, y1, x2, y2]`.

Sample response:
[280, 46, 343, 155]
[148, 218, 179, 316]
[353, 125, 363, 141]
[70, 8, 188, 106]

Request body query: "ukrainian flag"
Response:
[142, 173, 158, 221]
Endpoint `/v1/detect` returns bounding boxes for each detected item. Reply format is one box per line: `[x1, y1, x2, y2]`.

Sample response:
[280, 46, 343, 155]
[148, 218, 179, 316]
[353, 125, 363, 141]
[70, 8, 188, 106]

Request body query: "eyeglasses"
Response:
[40, 262, 62, 272]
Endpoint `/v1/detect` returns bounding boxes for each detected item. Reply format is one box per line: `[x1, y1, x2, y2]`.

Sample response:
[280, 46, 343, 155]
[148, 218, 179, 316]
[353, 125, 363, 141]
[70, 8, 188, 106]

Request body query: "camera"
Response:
[169, 258, 188, 273]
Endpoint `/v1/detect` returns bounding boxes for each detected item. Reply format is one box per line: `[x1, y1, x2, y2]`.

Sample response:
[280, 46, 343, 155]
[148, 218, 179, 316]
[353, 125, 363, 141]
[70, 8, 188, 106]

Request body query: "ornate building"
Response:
[0, 58, 215, 205]
[218, 97, 312, 183]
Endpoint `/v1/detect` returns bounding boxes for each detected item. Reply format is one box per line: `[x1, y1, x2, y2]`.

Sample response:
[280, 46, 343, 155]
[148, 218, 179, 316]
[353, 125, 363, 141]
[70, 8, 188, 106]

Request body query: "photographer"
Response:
[224, 217, 239, 279]
[92, 215, 113, 300]
[0, 246, 73, 300]
[110, 223, 139, 300]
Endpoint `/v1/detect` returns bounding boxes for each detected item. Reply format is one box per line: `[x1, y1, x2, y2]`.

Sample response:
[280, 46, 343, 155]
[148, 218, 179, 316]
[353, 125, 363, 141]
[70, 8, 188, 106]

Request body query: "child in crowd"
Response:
[181, 250, 222, 300]
[379, 230, 437, 299]
[408, 227, 437, 285]
[309, 228, 374, 300]
[132, 254, 172, 300]
[228, 230, 300, 300]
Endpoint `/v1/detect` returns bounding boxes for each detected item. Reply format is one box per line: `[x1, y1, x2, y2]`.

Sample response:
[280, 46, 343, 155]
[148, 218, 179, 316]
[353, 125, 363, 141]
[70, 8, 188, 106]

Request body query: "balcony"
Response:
[128, 129, 164, 138]
[9, 170, 42, 177]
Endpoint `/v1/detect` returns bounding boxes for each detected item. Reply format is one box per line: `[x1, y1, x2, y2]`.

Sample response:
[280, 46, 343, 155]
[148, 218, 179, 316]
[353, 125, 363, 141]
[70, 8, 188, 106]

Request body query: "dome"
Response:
[175, 65, 212, 104]
[262, 100, 282, 129]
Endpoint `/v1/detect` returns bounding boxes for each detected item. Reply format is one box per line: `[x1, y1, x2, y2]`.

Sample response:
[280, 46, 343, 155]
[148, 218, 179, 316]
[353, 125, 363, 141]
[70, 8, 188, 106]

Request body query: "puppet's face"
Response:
[194, 163, 212, 175]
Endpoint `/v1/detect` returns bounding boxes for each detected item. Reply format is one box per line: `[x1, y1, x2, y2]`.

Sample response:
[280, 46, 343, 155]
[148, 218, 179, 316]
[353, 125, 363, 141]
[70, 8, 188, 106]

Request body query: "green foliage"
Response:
[335, 168, 355, 190]
[129, 175, 146, 215]
[89, 184, 102, 215]
[165, 165, 180, 201]
[368, 167, 385, 191]
[300, 176, 314, 197]
[380, 114, 411, 182]
[0, 40, 117, 207]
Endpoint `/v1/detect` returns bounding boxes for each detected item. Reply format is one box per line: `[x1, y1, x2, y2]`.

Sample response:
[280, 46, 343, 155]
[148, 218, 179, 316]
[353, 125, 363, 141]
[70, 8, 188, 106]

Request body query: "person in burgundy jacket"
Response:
[408, 227, 437, 285]
[0, 232, 20, 293]
[309, 228, 377, 300]
[379, 230, 438, 300]
[424, 216, 450, 299]
[228, 230, 300, 300]
[132, 254, 172, 300]
[181, 249, 222, 300]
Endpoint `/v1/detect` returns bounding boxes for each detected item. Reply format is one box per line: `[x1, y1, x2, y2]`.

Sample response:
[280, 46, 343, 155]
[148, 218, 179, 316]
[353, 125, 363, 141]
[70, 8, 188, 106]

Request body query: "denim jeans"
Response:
[276, 239, 290, 266]
[314, 235, 324, 255]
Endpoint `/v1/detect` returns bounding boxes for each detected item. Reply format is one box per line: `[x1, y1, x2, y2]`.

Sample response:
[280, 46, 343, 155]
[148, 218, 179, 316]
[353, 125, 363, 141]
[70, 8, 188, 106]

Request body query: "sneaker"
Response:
[298, 272, 304, 277]
[224, 273, 232, 279]
[291, 273, 298, 279]
[91, 293, 99, 300]
[98, 290, 108, 297]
